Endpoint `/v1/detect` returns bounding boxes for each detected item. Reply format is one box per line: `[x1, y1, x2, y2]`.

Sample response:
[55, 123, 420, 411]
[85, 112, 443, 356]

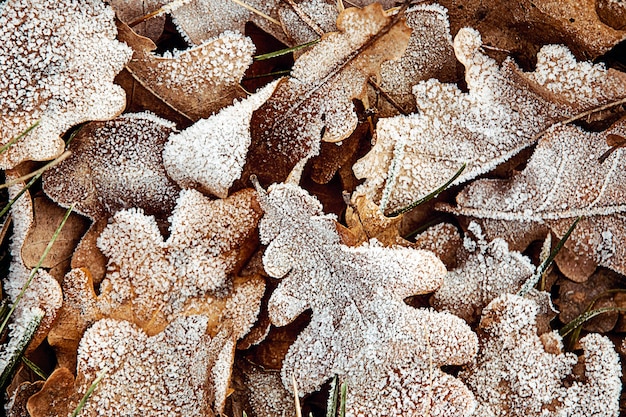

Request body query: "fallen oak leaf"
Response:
[460, 294, 621, 417]
[243, 3, 411, 186]
[117, 20, 255, 120]
[29, 316, 233, 416]
[354, 28, 626, 213]
[443, 118, 626, 280]
[109, 0, 167, 42]
[48, 189, 264, 370]
[256, 180, 478, 416]
[0, 0, 132, 169]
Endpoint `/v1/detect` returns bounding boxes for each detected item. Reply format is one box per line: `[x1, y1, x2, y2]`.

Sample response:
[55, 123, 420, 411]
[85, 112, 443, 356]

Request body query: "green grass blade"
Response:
[244, 69, 292, 80]
[326, 375, 339, 417]
[254, 39, 320, 60]
[0, 121, 40, 155]
[21, 356, 48, 380]
[0, 203, 75, 336]
[339, 381, 347, 417]
[0, 311, 44, 388]
[387, 163, 466, 217]
[517, 216, 581, 297]
[71, 366, 109, 417]
[560, 307, 626, 338]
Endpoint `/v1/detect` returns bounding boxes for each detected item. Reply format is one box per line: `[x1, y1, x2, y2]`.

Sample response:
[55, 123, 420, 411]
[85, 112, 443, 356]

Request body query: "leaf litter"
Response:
[2, 1, 626, 416]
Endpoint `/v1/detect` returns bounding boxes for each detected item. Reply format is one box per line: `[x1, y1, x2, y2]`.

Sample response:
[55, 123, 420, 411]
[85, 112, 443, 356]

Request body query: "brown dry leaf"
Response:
[256, 181, 478, 416]
[460, 294, 621, 417]
[243, 3, 411, 186]
[22, 196, 89, 280]
[374, 3, 458, 117]
[48, 189, 264, 370]
[0, 0, 131, 169]
[109, 0, 167, 42]
[444, 118, 626, 281]
[354, 28, 626, 214]
[440, 0, 626, 65]
[240, 362, 295, 417]
[555, 269, 620, 333]
[431, 221, 535, 324]
[5, 380, 44, 417]
[30, 316, 233, 416]
[117, 21, 254, 120]
[597, 0, 626, 31]
[43, 113, 180, 221]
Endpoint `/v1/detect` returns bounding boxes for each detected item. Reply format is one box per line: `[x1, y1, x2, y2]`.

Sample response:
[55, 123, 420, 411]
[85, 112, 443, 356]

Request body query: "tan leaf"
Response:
[0, 0, 131, 169]
[460, 294, 621, 417]
[48, 189, 264, 370]
[444, 118, 626, 280]
[22, 196, 89, 280]
[244, 3, 411, 186]
[117, 21, 254, 120]
[30, 316, 232, 416]
[109, 0, 167, 41]
[440, 0, 626, 64]
[354, 28, 626, 213]
[256, 181, 477, 416]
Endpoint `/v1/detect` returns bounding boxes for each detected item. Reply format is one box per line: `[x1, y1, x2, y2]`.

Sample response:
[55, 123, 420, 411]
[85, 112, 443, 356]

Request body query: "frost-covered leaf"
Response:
[445, 118, 626, 280]
[118, 21, 254, 120]
[170, 0, 281, 45]
[440, 0, 626, 65]
[256, 181, 478, 417]
[3, 171, 62, 356]
[48, 189, 264, 370]
[109, 0, 167, 42]
[241, 362, 295, 417]
[245, 3, 411, 185]
[43, 112, 180, 221]
[163, 81, 278, 198]
[0, 0, 132, 169]
[431, 222, 535, 323]
[460, 294, 621, 417]
[374, 3, 457, 117]
[354, 28, 626, 213]
[29, 316, 233, 416]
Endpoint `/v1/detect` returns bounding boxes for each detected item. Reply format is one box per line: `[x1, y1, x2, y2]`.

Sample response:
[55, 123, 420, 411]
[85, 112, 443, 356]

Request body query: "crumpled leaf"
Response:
[244, 3, 411, 185]
[354, 28, 626, 213]
[29, 316, 232, 416]
[5, 380, 44, 417]
[0, 0, 132, 169]
[48, 188, 264, 370]
[117, 21, 254, 120]
[163, 81, 278, 198]
[241, 362, 295, 417]
[439, 0, 626, 65]
[256, 181, 478, 417]
[431, 222, 535, 323]
[374, 3, 458, 117]
[445, 118, 626, 280]
[460, 294, 621, 417]
[43, 112, 180, 222]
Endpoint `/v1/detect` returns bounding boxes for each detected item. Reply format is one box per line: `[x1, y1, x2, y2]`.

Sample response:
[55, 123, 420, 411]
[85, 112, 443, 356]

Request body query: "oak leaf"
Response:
[29, 316, 233, 416]
[256, 181, 478, 417]
[431, 222, 535, 324]
[460, 294, 621, 417]
[0, 0, 131, 169]
[48, 189, 264, 370]
[445, 118, 626, 280]
[117, 21, 254, 120]
[109, 0, 166, 42]
[354, 28, 626, 213]
[244, 3, 411, 185]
